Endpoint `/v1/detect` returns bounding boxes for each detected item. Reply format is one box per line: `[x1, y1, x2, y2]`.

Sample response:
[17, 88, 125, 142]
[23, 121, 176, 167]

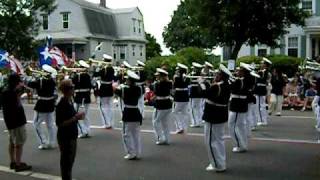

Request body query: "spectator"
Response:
[285, 77, 299, 110]
[269, 69, 287, 116]
[56, 79, 85, 180]
[2, 73, 32, 172]
[301, 79, 317, 111]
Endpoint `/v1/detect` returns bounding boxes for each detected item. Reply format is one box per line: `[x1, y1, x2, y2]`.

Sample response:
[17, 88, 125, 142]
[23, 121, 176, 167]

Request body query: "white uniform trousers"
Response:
[33, 111, 56, 146]
[99, 97, 114, 128]
[313, 96, 320, 132]
[153, 109, 172, 143]
[269, 94, 284, 115]
[138, 95, 145, 118]
[173, 102, 190, 131]
[228, 111, 248, 150]
[246, 103, 256, 136]
[204, 122, 226, 170]
[74, 103, 91, 135]
[122, 122, 141, 157]
[190, 98, 203, 126]
[255, 95, 268, 125]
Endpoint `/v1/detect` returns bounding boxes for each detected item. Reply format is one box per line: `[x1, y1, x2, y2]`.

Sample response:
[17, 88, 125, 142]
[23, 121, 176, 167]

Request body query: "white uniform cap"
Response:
[240, 62, 252, 71]
[123, 61, 132, 69]
[177, 63, 188, 70]
[192, 62, 203, 68]
[137, 60, 145, 67]
[262, 57, 272, 65]
[219, 64, 233, 77]
[204, 61, 213, 68]
[103, 54, 113, 60]
[154, 72, 160, 76]
[250, 71, 260, 78]
[126, 70, 140, 80]
[42, 64, 57, 75]
[156, 68, 168, 75]
[79, 60, 90, 68]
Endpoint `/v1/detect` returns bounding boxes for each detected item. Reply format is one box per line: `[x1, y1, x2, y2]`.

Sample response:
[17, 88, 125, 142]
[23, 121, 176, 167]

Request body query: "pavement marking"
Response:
[1, 119, 319, 145]
[279, 116, 314, 119]
[0, 165, 71, 180]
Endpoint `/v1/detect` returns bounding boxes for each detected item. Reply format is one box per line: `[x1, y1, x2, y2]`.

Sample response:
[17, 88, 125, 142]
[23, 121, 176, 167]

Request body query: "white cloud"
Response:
[86, 0, 181, 55]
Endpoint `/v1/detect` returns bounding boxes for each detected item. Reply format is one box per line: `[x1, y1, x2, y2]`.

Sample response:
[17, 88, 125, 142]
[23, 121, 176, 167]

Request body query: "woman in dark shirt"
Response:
[56, 79, 84, 180]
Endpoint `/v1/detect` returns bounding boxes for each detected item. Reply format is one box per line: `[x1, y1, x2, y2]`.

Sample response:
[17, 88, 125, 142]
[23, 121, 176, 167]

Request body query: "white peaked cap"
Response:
[250, 71, 261, 78]
[42, 64, 57, 75]
[204, 61, 213, 68]
[240, 62, 252, 71]
[262, 57, 272, 65]
[123, 61, 132, 68]
[177, 63, 188, 70]
[79, 60, 90, 68]
[137, 60, 145, 67]
[192, 62, 203, 68]
[126, 70, 140, 80]
[103, 54, 112, 60]
[156, 68, 168, 75]
[219, 64, 233, 77]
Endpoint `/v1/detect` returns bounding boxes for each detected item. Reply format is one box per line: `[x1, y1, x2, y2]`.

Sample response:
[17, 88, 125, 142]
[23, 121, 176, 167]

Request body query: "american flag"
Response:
[49, 46, 72, 67]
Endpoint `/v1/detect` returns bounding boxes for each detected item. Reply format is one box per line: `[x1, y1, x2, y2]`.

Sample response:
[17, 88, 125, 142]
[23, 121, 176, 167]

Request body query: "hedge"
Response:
[237, 55, 304, 77]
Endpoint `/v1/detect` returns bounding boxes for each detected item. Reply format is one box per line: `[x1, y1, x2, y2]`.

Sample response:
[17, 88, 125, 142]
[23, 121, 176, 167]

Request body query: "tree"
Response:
[0, 0, 56, 59]
[186, 0, 309, 60]
[163, 0, 213, 53]
[145, 32, 162, 60]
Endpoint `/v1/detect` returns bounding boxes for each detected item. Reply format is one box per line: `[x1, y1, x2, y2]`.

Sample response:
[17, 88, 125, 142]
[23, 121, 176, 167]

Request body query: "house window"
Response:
[62, 12, 69, 29]
[140, 46, 143, 57]
[132, 45, 136, 56]
[120, 46, 126, 60]
[138, 21, 142, 34]
[132, 19, 136, 33]
[258, 49, 267, 57]
[288, 37, 298, 57]
[301, 0, 312, 12]
[113, 47, 117, 60]
[42, 15, 48, 30]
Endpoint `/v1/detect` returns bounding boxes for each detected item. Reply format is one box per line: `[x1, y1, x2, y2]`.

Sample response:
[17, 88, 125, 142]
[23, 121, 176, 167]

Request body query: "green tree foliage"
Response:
[0, 0, 56, 59]
[238, 55, 303, 77]
[186, 0, 309, 60]
[145, 32, 162, 60]
[144, 47, 214, 79]
[162, 0, 213, 53]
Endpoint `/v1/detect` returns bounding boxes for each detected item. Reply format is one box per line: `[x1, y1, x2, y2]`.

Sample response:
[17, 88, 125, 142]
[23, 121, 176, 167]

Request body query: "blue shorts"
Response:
[305, 89, 316, 97]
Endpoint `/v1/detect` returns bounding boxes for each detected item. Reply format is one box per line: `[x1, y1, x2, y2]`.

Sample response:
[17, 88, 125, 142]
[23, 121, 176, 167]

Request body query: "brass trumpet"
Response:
[60, 66, 87, 73]
[26, 67, 50, 76]
[88, 58, 112, 67]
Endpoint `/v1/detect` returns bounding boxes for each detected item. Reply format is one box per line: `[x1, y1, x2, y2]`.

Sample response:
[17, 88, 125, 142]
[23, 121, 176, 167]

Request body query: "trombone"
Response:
[88, 58, 112, 67]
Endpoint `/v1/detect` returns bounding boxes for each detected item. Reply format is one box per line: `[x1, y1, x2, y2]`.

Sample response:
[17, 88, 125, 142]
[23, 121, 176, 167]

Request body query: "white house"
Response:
[36, 0, 147, 65]
[223, 0, 320, 60]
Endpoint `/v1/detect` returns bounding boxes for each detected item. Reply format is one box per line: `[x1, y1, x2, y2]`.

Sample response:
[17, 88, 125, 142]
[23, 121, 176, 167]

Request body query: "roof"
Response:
[35, 31, 88, 43]
[112, 7, 137, 14]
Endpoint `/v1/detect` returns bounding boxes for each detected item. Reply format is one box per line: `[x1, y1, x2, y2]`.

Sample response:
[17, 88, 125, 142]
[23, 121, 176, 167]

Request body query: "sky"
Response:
[86, 0, 181, 55]
[86, 0, 221, 55]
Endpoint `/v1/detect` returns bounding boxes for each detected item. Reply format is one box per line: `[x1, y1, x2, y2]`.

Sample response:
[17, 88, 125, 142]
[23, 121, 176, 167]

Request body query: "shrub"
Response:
[237, 55, 303, 77]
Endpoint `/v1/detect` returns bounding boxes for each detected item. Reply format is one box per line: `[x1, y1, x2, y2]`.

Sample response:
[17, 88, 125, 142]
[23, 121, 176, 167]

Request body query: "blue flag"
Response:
[38, 46, 56, 67]
[0, 49, 10, 69]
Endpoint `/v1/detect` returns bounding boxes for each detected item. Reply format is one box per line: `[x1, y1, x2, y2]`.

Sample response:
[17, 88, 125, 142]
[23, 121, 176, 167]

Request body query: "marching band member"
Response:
[255, 58, 272, 126]
[189, 62, 204, 127]
[135, 60, 147, 118]
[28, 65, 57, 149]
[114, 70, 143, 160]
[201, 61, 214, 77]
[228, 63, 251, 153]
[173, 63, 191, 134]
[98, 54, 115, 129]
[72, 61, 92, 138]
[246, 68, 259, 136]
[152, 68, 173, 145]
[202, 64, 231, 172]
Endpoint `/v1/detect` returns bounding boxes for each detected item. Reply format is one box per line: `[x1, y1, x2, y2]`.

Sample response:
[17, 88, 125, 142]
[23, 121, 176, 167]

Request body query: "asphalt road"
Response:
[0, 102, 319, 180]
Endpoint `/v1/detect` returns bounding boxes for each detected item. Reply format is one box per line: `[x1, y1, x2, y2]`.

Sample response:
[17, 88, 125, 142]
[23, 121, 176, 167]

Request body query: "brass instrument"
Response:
[26, 66, 50, 77]
[60, 66, 87, 73]
[185, 75, 214, 79]
[88, 58, 112, 67]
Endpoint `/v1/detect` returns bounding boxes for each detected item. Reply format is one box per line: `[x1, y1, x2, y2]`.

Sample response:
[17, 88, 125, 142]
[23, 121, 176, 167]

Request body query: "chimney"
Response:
[100, 0, 106, 8]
